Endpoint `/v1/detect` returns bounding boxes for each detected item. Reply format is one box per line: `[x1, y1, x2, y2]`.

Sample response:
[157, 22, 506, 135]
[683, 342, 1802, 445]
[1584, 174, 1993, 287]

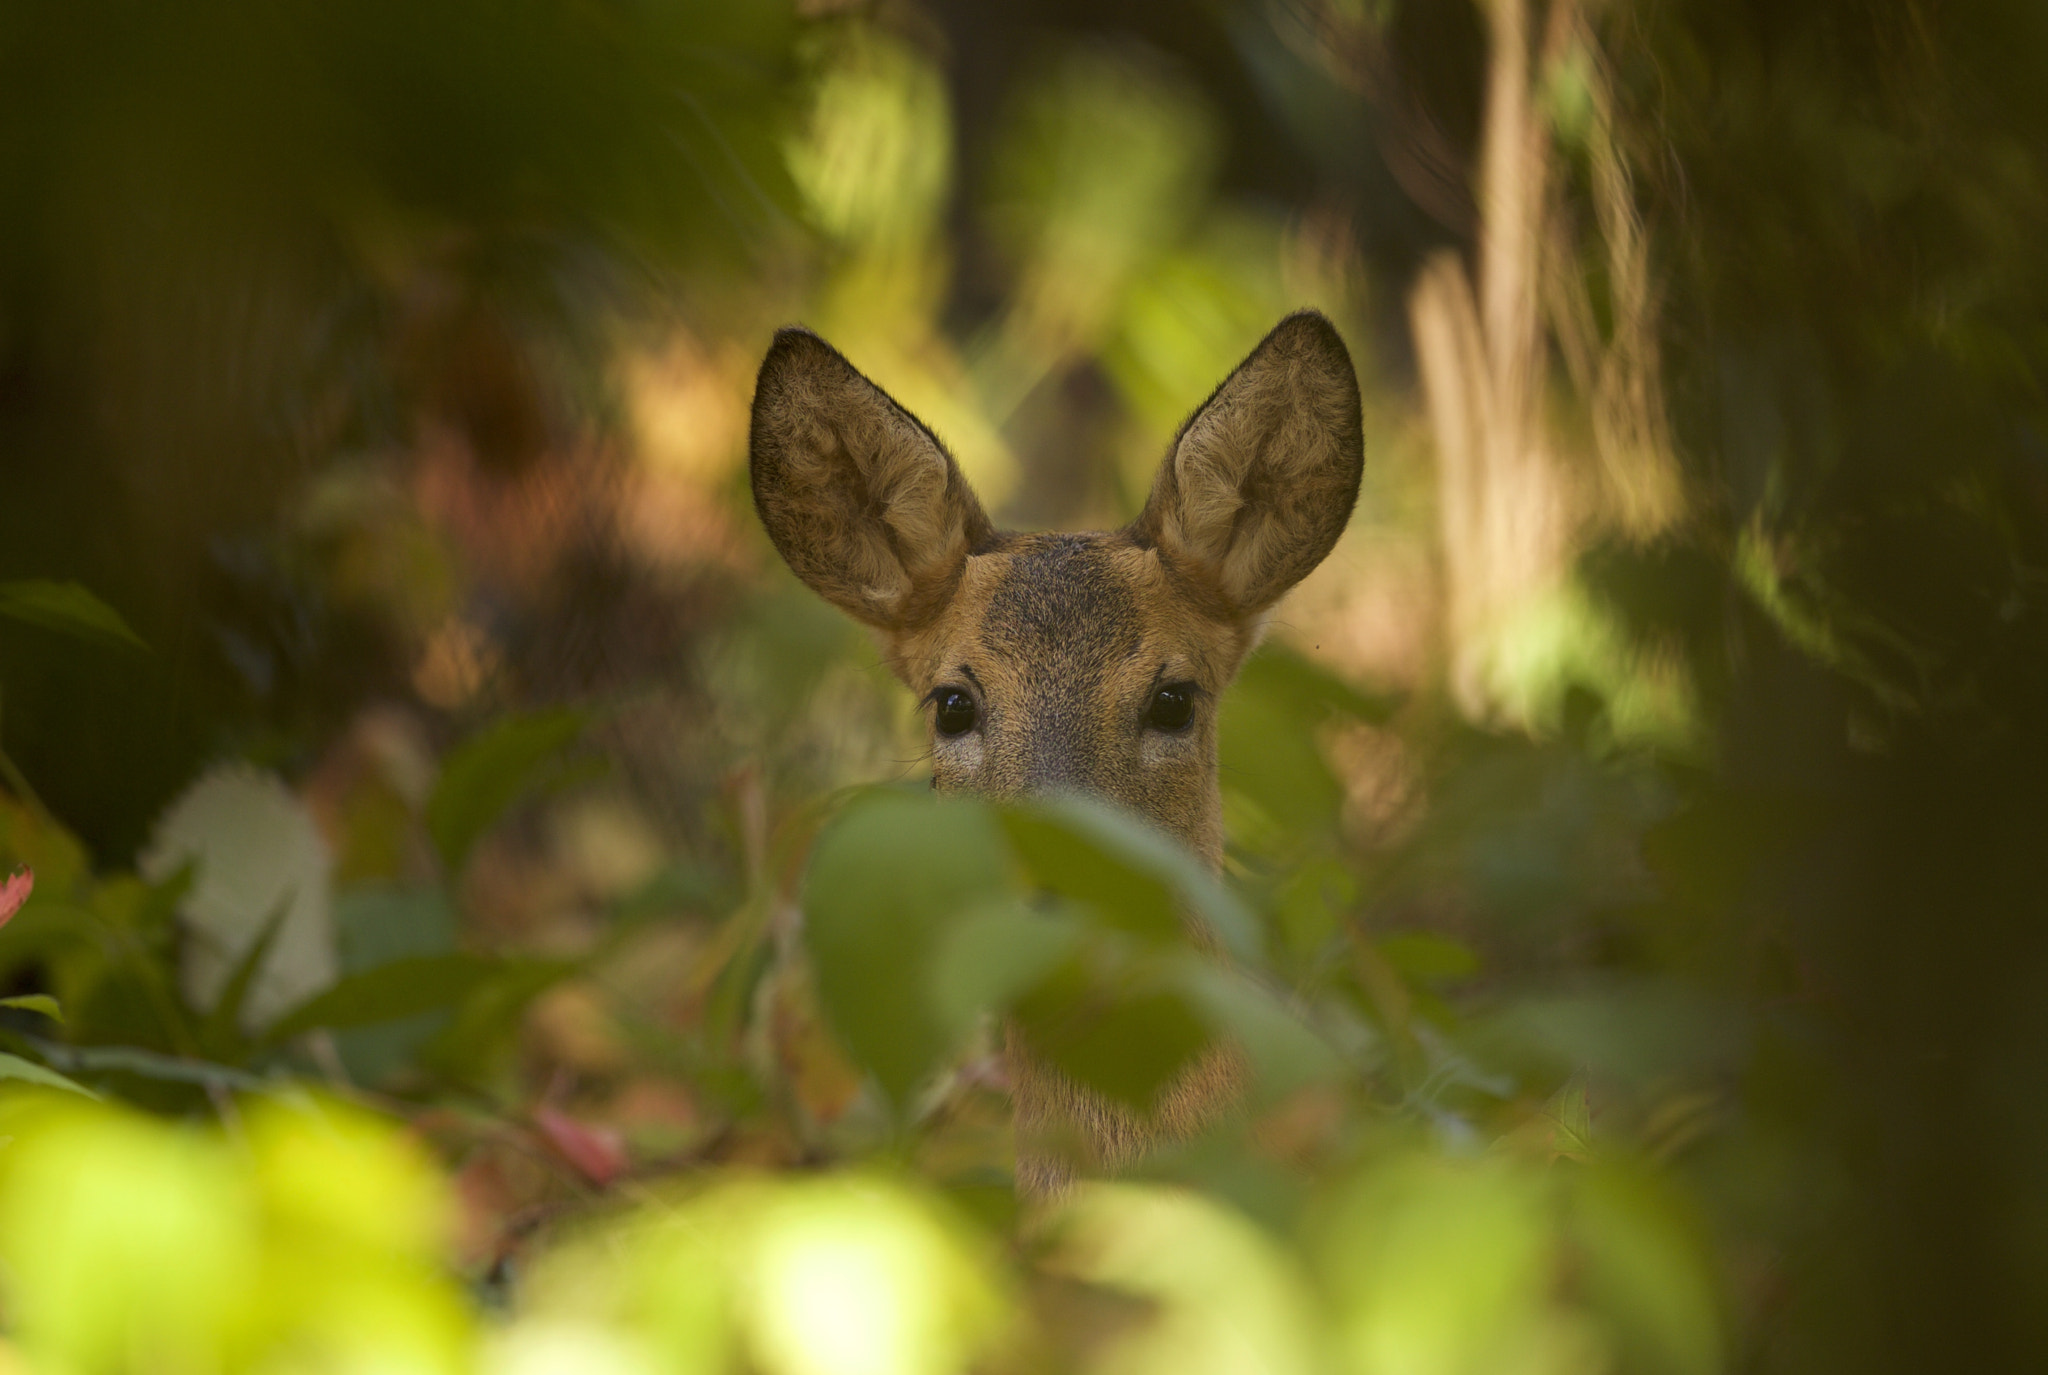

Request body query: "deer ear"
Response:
[750, 328, 994, 630]
[1130, 311, 1363, 617]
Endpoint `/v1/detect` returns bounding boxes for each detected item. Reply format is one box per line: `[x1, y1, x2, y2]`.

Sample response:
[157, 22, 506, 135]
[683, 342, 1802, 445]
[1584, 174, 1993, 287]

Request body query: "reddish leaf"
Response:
[0, 868, 31, 930]
[533, 1107, 629, 1188]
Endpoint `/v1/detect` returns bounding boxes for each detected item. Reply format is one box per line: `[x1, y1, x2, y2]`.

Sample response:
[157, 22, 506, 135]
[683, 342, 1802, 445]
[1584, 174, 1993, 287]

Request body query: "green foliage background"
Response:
[1, 0, 2045, 1371]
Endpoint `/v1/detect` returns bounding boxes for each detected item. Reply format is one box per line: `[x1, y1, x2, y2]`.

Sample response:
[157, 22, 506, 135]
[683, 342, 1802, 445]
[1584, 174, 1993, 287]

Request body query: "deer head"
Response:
[748, 310, 1364, 869]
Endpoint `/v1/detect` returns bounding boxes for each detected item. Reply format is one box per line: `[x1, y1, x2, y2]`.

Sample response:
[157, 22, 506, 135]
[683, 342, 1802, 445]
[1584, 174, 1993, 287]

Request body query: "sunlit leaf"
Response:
[0, 580, 146, 650]
[787, 26, 952, 247]
[0, 1100, 252, 1371]
[0, 993, 61, 1023]
[514, 1174, 1010, 1375]
[1320, 1153, 1556, 1375]
[1570, 1163, 1722, 1375]
[1045, 1183, 1321, 1375]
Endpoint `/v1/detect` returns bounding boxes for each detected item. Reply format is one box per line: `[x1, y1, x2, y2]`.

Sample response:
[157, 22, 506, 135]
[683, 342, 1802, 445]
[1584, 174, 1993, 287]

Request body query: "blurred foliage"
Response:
[1, 0, 2045, 1371]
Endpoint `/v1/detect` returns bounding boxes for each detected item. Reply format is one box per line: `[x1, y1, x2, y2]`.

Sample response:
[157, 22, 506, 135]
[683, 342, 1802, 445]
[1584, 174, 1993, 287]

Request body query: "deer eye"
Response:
[933, 688, 978, 737]
[1147, 683, 1195, 732]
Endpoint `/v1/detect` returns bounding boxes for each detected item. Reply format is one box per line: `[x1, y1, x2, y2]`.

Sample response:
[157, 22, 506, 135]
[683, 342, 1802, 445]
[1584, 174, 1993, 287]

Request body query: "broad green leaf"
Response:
[1001, 807, 1179, 942]
[0, 1050, 99, 1098]
[1047, 1183, 1323, 1375]
[0, 1089, 250, 1370]
[1012, 943, 1211, 1112]
[1218, 689, 1336, 843]
[1002, 795, 1259, 961]
[1217, 645, 1389, 844]
[929, 897, 1085, 1038]
[1178, 961, 1345, 1106]
[0, 580, 146, 650]
[426, 709, 593, 873]
[0, 994, 61, 1023]
[802, 791, 1010, 1108]
[263, 954, 502, 1045]
[1321, 1154, 1553, 1375]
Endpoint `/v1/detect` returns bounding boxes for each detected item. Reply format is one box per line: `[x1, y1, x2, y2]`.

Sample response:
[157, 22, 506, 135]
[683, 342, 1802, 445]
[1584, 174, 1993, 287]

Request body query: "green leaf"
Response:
[1477, 980, 1748, 1087]
[1179, 961, 1345, 1106]
[1570, 1163, 1722, 1375]
[422, 957, 578, 1079]
[1547, 1075, 1594, 1161]
[1217, 645, 1387, 843]
[0, 1050, 100, 1098]
[0, 994, 61, 1023]
[929, 897, 1085, 1038]
[0, 580, 147, 650]
[1378, 932, 1481, 985]
[21, 1041, 265, 1093]
[1002, 807, 1179, 942]
[1012, 944, 1211, 1112]
[262, 954, 503, 1045]
[199, 895, 293, 1053]
[803, 791, 1010, 1108]
[426, 710, 594, 873]
[334, 887, 457, 970]
[1002, 795, 1260, 961]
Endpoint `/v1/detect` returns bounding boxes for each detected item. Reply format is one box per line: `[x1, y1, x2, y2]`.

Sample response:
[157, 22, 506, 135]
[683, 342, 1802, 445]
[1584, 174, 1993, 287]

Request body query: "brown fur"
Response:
[750, 312, 1363, 1193]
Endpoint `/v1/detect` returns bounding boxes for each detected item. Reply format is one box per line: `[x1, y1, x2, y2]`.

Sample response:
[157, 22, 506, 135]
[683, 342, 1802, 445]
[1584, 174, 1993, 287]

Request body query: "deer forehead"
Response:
[894, 534, 1245, 700]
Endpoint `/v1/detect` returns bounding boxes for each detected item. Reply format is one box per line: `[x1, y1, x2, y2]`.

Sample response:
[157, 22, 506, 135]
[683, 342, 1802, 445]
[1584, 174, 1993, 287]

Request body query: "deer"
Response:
[748, 310, 1363, 1196]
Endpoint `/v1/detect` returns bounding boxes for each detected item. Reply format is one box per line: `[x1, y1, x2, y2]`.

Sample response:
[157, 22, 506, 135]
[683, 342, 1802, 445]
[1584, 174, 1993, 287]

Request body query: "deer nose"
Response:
[1017, 709, 1110, 798]
[1021, 753, 1085, 795]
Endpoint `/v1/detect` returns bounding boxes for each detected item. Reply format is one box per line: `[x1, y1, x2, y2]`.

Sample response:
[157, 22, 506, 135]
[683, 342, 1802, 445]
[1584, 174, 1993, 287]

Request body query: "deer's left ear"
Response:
[1129, 310, 1363, 617]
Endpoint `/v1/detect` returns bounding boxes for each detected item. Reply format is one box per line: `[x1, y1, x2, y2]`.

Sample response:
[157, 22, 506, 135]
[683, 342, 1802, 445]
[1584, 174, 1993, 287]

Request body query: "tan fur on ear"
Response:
[1130, 310, 1363, 617]
[750, 329, 994, 629]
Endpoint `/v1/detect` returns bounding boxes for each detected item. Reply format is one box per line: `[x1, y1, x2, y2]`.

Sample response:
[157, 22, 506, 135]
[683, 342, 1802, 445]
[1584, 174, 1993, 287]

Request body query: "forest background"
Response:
[1, 0, 2044, 1370]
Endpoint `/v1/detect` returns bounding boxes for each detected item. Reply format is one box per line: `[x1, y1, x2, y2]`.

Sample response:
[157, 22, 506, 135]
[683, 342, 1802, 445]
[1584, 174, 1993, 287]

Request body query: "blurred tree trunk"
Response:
[1409, 0, 1681, 720]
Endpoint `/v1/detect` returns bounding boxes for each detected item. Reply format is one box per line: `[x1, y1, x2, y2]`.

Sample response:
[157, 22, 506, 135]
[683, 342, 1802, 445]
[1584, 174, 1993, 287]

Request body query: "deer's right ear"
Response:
[749, 328, 993, 630]
[1130, 311, 1363, 619]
